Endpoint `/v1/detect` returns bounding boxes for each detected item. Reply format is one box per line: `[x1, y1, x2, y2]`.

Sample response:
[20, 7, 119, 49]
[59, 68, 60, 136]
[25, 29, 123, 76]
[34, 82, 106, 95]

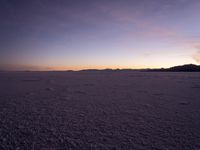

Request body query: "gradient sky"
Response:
[0, 0, 200, 70]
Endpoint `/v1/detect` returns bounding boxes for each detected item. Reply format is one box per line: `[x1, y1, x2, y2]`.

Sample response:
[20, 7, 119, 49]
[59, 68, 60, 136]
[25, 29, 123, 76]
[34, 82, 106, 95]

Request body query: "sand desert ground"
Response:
[0, 71, 200, 150]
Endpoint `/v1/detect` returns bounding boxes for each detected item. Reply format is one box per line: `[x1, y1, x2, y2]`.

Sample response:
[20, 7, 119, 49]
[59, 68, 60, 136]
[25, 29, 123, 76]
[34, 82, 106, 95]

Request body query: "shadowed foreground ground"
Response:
[0, 71, 200, 150]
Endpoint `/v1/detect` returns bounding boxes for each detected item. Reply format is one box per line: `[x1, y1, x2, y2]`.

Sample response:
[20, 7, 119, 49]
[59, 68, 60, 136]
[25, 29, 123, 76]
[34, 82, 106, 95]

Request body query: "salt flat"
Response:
[0, 71, 200, 150]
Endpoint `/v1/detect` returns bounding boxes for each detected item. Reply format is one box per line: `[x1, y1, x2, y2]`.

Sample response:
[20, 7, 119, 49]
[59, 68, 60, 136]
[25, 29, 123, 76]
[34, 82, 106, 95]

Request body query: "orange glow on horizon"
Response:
[0, 63, 155, 71]
[26, 64, 168, 71]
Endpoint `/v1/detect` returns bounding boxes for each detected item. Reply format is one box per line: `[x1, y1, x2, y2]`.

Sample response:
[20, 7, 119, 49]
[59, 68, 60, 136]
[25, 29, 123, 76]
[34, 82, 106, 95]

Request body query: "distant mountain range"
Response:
[0, 64, 200, 72]
[80, 64, 200, 72]
[146, 64, 200, 72]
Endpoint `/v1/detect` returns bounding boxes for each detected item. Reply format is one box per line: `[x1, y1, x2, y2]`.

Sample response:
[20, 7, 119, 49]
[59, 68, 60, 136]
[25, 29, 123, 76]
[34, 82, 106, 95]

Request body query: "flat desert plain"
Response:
[0, 71, 200, 150]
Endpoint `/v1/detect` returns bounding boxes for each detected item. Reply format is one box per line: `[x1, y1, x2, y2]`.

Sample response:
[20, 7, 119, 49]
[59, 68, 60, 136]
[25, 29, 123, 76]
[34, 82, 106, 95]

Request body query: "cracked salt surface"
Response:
[0, 71, 200, 149]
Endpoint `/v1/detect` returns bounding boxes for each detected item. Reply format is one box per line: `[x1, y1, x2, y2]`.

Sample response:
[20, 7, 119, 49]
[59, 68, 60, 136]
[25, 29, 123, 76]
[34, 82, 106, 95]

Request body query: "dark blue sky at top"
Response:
[0, 0, 200, 70]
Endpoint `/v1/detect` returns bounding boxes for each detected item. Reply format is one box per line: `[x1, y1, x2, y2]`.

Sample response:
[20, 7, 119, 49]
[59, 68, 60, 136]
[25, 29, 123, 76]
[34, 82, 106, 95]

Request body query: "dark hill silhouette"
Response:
[168, 64, 200, 72]
[147, 64, 200, 72]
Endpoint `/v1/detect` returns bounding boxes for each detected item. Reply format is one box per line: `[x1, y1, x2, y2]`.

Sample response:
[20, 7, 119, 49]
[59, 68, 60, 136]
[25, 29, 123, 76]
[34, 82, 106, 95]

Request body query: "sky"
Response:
[0, 0, 200, 70]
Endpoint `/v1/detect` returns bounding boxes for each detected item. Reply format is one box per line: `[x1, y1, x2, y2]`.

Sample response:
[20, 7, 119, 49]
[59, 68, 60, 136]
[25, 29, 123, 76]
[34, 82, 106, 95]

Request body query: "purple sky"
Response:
[0, 0, 200, 70]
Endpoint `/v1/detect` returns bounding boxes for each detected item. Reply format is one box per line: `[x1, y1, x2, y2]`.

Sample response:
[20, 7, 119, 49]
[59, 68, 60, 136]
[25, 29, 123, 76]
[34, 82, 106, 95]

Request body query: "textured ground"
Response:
[0, 71, 200, 150]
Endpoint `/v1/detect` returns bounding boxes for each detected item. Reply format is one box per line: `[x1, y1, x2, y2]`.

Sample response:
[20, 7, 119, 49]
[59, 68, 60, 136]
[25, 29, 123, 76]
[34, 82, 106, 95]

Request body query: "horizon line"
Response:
[0, 63, 199, 72]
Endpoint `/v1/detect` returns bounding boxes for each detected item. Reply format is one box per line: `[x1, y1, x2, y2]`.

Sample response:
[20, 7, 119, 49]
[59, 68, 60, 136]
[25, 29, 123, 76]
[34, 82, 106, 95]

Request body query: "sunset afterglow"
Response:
[0, 0, 200, 70]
